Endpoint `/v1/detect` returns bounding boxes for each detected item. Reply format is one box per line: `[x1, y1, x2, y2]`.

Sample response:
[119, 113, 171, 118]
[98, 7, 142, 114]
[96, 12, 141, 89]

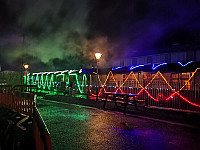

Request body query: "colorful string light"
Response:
[177, 61, 194, 67]
[152, 63, 167, 70]
[92, 69, 200, 108]
[112, 66, 124, 70]
[30, 67, 200, 108]
[129, 64, 145, 70]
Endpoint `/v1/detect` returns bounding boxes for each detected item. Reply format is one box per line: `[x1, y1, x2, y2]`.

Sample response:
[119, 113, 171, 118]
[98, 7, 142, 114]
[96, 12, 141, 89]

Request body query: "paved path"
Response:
[0, 107, 35, 150]
[37, 98, 200, 150]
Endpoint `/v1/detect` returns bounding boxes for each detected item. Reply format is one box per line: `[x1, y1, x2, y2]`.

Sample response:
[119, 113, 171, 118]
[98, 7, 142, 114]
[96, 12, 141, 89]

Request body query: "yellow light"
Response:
[96, 68, 200, 96]
[93, 68, 200, 107]
[95, 53, 102, 60]
[23, 64, 29, 70]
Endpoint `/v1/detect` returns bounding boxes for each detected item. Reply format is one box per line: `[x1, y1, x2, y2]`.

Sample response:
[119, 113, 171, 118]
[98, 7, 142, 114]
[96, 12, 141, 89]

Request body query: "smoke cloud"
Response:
[0, 0, 200, 71]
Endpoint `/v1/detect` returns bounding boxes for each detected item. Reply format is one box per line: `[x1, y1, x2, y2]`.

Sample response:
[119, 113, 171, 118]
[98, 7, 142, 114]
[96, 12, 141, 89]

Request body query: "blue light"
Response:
[130, 65, 145, 70]
[152, 63, 167, 70]
[177, 61, 194, 67]
[112, 66, 124, 70]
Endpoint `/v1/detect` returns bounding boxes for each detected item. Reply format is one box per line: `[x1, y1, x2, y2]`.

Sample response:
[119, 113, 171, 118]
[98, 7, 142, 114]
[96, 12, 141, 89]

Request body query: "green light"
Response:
[31, 70, 87, 95]
[69, 73, 87, 94]
[49, 74, 55, 89]
[23, 75, 26, 84]
[36, 74, 41, 88]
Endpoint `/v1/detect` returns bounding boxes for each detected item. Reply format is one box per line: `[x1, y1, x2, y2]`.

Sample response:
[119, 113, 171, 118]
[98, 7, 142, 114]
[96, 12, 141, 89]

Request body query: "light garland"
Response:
[30, 67, 200, 108]
[31, 71, 87, 94]
[177, 61, 194, 67]
[92, 69, 200, 108]
[112, 66, 124, 70]
[152, 63, 167, 70]
[129, 64, 145, 70]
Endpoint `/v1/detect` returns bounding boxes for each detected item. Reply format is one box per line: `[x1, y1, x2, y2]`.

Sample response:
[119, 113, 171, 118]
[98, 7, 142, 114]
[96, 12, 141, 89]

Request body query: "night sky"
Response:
[0, 0, 200, 71]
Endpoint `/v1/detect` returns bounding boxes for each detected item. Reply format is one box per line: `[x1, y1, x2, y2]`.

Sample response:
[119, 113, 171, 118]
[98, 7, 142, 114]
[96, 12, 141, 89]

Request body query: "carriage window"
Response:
[181, 73, 190, 79]
[171, 73, 178, 79]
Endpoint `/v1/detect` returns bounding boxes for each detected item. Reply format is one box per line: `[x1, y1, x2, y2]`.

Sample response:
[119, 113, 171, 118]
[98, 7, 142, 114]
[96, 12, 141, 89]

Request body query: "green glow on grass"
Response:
[70, 113, 88, 120]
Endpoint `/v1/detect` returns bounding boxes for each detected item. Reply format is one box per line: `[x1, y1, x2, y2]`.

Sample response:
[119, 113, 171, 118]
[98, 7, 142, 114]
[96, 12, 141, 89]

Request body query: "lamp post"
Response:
[95, 52, 102, 101]
[23, 63, 29, 85]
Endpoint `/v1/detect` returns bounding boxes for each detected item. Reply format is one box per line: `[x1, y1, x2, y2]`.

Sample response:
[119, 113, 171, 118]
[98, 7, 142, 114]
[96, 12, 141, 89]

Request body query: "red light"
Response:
[89, 70, 200, 108]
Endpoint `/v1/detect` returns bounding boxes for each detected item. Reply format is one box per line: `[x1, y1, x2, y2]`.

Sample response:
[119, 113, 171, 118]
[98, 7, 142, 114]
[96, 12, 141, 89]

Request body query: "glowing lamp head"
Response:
[23, 64, 29, 70]
[95, 53, 102, 60]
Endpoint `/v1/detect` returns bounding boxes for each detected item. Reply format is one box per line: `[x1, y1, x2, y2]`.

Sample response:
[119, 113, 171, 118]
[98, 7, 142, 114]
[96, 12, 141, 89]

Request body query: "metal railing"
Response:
[95, 81, 200, 112]
[33, 106, 52, 150]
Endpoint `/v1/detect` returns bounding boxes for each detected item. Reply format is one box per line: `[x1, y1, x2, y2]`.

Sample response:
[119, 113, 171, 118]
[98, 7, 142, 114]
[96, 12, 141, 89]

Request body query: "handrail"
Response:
[33, 106, 52, 150]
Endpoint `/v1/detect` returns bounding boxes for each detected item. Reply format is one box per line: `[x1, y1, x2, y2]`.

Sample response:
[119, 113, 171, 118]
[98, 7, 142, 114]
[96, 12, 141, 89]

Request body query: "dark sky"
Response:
[0, 0, 200, 71]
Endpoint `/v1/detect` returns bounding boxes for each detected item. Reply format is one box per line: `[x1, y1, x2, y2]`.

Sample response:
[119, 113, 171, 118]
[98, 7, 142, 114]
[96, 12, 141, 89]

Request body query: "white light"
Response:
[79, 69, 82, 73]
[95, 53, 102, 60]
[23, 64, 29, 69]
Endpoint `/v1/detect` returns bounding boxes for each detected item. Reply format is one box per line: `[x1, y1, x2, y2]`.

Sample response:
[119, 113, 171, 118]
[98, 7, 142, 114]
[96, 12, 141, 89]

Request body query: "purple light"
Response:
[152, 63, 167, 70]
[112, 66, 124, 70]
[130, 65, 145, 70]
[177, 61, 194, 67]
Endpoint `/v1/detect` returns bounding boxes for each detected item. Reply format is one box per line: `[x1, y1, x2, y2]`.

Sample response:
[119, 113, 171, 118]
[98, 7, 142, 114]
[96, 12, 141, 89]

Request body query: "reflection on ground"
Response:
[37, 99, 200, 150]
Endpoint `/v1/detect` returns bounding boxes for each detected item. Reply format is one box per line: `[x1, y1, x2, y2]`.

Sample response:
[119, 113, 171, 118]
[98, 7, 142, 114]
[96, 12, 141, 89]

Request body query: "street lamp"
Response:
[23, 63, 29, 85]
[95, 52, 102, 101]
[95, 53, 102, 60]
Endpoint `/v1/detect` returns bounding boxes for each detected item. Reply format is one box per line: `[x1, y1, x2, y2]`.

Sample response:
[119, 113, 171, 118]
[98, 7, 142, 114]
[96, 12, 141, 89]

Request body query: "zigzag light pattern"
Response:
[91, 69, 200, 108]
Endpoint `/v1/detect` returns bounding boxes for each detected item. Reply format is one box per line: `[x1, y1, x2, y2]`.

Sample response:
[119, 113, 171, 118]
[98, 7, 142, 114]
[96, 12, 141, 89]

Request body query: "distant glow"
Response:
[177, 61, 194, 67]
[152, 63, 167, 70]
[129, 65, 144, 70]
[23, 64, 29, 70]
[112, 66, 124, 70]
[95, 53, 102, 60]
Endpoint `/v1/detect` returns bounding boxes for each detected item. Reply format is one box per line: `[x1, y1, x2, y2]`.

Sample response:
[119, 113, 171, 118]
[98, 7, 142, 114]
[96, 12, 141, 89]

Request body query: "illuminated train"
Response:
[27, 61, 200, 112]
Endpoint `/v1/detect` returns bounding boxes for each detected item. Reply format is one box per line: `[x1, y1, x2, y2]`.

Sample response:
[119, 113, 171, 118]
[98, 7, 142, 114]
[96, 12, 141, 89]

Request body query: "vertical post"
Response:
[194, 72, 196, 102]
[23, 64, 29, 91]
[95, 52, 102, 101]
[26, 70, 28, 85]
[96, 60, 99, 101]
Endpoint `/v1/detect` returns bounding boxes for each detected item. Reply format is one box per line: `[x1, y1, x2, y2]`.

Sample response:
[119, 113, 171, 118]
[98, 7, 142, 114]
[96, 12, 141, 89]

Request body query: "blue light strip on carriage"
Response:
[152, 63, 167, 70]
[112, 66, 124, 70]
[129, 64, 145, 70]
[177, 61, 194, 67]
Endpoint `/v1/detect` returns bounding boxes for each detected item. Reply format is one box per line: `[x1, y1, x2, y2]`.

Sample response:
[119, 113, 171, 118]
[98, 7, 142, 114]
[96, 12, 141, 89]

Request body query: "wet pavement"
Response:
[0, 107, 35, 150]
[37, 98, 200, 150]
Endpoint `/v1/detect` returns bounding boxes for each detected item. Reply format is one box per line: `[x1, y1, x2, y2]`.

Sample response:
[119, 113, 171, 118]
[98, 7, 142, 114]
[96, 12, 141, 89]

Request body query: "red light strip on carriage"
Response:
[134, 70, 200, 107]
[92, 68, 200, 108]
[89, 72, 112, 96]
[176, 92, 200, 107]
[89, 68, 200, 107]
